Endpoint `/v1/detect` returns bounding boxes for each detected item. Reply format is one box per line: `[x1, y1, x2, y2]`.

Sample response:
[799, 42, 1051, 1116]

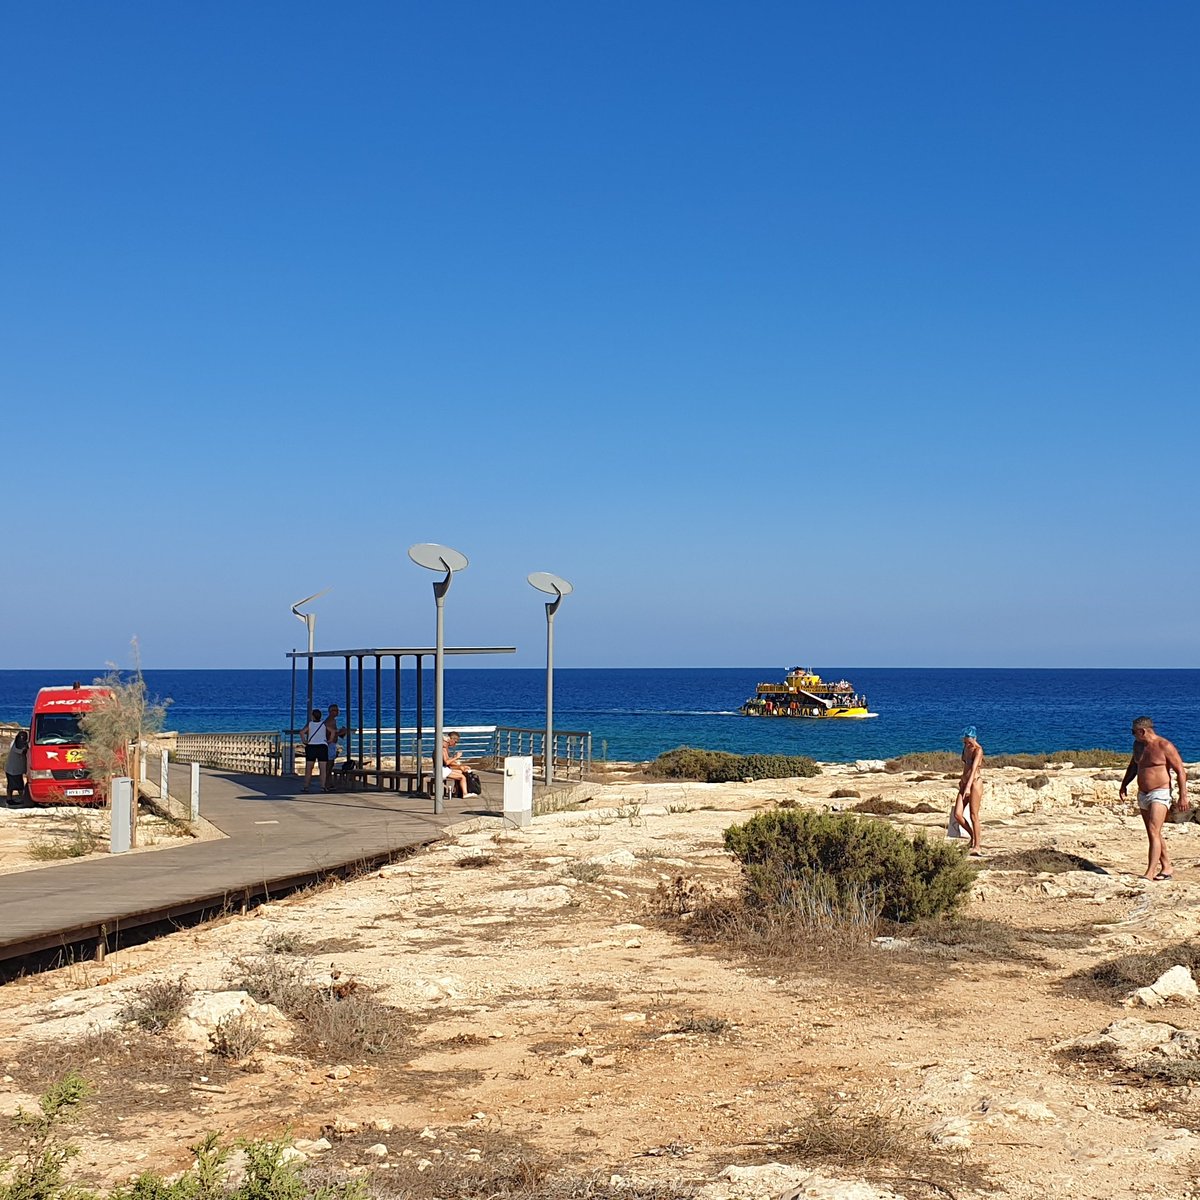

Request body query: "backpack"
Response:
[466, 770, 482, 795]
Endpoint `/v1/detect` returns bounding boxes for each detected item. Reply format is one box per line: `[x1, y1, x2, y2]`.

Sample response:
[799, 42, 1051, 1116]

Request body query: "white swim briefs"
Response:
[1138, 787, 1172, 810]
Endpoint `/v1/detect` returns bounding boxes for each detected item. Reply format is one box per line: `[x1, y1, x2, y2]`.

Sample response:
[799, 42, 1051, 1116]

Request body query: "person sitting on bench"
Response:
[442, 731, 469, 799]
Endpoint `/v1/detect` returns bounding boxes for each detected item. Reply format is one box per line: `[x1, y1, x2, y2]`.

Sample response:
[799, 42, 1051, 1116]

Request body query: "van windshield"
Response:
[34, 713, 84, 745]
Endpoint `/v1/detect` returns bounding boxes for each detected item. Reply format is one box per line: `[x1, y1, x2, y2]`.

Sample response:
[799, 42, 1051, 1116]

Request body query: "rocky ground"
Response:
[1, 762, 1200, 1199]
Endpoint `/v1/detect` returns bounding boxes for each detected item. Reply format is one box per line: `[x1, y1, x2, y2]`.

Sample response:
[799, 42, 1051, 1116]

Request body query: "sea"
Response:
[1, 668, 1197, 763]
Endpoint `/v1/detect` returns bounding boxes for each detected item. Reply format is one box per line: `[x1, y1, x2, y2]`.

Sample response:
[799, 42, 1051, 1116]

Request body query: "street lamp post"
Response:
[408, 544, 469, 813]
[290, 588, 330, 777]
[528, 572, 573, 786]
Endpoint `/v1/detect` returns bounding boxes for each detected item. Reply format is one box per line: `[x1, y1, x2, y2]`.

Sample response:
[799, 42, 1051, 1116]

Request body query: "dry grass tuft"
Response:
[211, 1011, 263, 1061]
[1066, 942, 1200, 999]
[27, 813, 101, 861]
[829, 787, 861, 800]
[904, 916, 1049, 963]
[986, 848, 1105, 875]
[229, 951, 408, 1060]
[120, 976, 192, 1033]
[777, 1104, 916, 1169]
[850, 796, 913, 816]
[456, 854, 497, 869]
[650, 873, 881, 963]
[668, 1013, 733, 1035]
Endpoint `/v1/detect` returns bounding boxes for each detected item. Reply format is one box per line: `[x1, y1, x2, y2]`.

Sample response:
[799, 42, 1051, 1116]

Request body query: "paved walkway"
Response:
[0, 766, 504, 964]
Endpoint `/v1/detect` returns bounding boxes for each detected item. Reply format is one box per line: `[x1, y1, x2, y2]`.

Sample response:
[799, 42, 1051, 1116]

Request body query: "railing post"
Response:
[159, 748, 169, 803]
[190, 761, 200, 821]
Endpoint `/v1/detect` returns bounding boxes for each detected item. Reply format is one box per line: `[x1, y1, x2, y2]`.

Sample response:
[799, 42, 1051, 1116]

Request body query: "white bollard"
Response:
[111, 777, 133, 854]
[190, 761, 200, 821]
[139, 744, 147, 783]
[159, 749, 169, 802]
[503, 755, 534, 828]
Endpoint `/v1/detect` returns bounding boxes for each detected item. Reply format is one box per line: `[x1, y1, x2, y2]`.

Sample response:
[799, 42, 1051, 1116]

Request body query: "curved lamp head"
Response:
[409, 543, 468, 603]
[408, 544, 469, 573]
[528, 571, 573, 598]
[529, 571, 572, 618]
[291, 588, 330, 649]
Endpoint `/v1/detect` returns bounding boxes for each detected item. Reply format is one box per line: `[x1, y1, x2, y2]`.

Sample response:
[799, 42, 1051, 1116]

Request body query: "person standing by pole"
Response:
[1120, 716, 1189, 881]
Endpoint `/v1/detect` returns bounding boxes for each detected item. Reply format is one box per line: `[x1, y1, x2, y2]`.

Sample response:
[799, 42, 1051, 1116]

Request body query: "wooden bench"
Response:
[339, 767, 423, 794]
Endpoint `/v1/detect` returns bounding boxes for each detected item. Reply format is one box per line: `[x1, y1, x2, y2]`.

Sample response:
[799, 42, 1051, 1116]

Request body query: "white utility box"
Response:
[110, 777, 133, 854]
[503, 755, 534, 828]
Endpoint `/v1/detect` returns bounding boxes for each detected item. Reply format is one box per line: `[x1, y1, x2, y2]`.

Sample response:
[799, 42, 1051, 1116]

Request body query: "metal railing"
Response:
[172, 724, 591, 781]
[493, 727, 592, 781]
[174, 731, 283, 775]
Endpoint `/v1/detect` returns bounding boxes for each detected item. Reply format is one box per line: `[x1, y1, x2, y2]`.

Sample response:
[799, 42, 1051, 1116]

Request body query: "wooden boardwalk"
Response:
[0, 766, 505, 965]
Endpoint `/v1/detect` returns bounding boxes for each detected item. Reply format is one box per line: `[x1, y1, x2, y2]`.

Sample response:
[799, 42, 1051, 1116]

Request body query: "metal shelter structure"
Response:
[285, 645, 516, 789]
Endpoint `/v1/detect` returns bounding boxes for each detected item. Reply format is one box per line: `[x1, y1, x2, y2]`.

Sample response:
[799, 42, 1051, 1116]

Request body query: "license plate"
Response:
[64, 788, 94, 797]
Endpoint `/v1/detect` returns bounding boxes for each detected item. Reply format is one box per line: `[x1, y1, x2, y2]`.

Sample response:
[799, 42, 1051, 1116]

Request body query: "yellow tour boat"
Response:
[740, 667, 872, 719]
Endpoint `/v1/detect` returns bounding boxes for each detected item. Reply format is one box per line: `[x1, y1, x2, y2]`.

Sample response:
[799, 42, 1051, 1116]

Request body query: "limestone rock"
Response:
[492, 885, 573, 909]
[926, 1115, 973, 1150]
[585, 849, 638, 869]
[695, 1164, 902, 1200]
[1127, 966, 1198, 1008]
[176, 991, 283, 1050]
[1065, 1018, 1180, 1060]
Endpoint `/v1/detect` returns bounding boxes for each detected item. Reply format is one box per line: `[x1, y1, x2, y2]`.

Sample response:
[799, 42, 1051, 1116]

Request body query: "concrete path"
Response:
[0, 766, 503, 964]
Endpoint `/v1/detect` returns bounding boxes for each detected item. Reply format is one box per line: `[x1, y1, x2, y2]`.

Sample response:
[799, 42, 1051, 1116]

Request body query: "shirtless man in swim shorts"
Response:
[953, 726, 984, 855]
[1120, 716, 1188, 881]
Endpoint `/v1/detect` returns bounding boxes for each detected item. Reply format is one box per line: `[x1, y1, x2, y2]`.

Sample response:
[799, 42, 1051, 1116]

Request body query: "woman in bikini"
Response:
[954, 726, 984, 856]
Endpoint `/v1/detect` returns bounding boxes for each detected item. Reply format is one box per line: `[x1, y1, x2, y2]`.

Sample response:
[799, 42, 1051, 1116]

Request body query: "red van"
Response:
[25, 683, 108, 804]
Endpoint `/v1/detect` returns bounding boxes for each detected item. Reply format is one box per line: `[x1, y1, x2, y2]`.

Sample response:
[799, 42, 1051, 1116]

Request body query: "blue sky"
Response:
[2, 2, 1196, 669]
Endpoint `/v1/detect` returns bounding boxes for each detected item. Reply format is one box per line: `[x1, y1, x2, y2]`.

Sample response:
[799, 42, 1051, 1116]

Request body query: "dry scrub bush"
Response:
[850, 796, 912, 816]
[211, 1012, 263, 1061]
[986, 847, 1103, 874]
[650, 873, 881, 959]
[887, 748, 1127, 773]
[884, 752, 961, 774]
[1067, 942, 1200, 999]
[772, 1101, 988, 1194]
[829, 787, 860, 799]
[724, 810, 976, 924]
[229, 952, 405, 1060]
[120, 977, 192, 1033]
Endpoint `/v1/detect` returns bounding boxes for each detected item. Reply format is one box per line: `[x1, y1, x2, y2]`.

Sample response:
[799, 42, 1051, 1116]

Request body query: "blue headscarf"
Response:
[962, 725, 978, 741]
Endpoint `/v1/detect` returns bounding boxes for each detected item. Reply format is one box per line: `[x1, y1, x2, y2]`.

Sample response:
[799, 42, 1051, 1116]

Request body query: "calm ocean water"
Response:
[1, 668, 1197, 763]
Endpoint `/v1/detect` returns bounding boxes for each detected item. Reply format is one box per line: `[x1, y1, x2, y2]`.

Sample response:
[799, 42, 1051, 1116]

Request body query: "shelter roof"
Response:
[286, 647, 515, 659]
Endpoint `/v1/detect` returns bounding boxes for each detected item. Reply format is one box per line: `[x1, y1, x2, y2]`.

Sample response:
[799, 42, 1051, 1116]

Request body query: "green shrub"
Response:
[649, 747, 819, 782]
[723, 809, 976, 923]
[708, 754, 819, 782]
[648, 747, 741, 780]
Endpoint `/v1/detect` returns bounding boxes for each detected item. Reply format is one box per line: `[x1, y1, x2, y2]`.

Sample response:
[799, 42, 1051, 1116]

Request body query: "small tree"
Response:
[79, 641, 170, 809]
